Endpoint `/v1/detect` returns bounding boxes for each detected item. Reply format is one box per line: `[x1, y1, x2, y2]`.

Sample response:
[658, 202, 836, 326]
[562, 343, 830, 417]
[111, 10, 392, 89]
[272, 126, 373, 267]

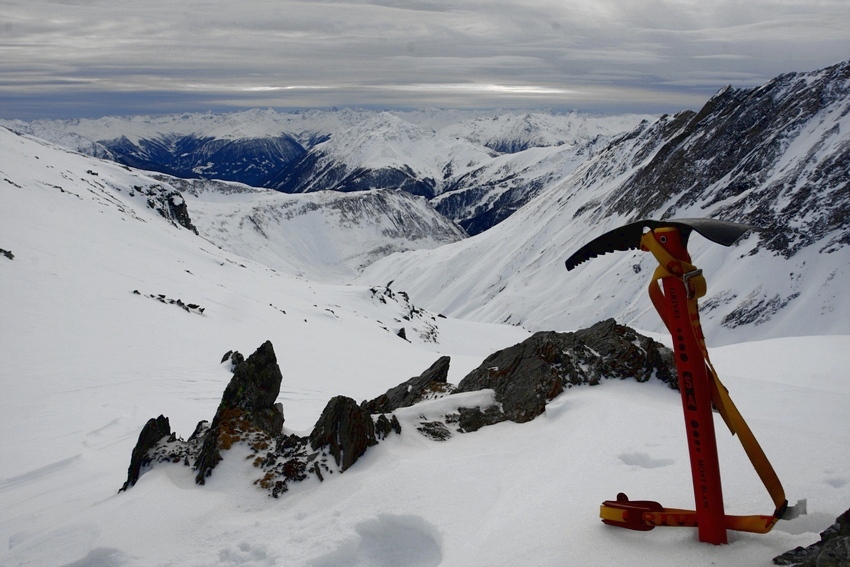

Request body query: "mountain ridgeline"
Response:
[603, 60, 850, 258]
[1, 109, 649, 235]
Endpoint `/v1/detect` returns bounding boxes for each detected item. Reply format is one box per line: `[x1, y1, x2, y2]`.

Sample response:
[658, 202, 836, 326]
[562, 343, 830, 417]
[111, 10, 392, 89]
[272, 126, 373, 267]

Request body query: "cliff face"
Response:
[606, 60, 850, 258]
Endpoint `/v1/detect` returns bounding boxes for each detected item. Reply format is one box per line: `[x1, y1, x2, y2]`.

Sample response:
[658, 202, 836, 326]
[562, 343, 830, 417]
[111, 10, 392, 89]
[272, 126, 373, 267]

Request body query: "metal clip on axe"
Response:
[565, 218, 805, 545]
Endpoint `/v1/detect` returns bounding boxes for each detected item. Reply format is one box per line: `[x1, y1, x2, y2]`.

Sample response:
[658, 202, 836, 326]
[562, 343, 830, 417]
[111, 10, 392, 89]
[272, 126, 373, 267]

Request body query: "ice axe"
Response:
[564, 218, 804, 545]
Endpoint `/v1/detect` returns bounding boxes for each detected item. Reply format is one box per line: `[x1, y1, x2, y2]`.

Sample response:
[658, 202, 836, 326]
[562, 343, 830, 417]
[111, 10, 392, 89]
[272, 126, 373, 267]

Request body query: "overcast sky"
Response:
[2, 0, 849, 120]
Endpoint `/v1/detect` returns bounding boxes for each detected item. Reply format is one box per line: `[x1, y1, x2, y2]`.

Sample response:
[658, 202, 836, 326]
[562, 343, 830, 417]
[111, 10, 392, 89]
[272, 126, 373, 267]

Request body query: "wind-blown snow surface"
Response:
[2, 129, 849, 566]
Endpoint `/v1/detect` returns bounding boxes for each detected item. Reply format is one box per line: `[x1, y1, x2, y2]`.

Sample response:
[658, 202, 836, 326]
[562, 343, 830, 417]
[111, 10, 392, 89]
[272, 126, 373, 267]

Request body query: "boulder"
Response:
[774, 508, 850, 566]
[309, 396, 376, 472]
[456, 319, 675, 423]
[119, 415, 172, 492]
[362, 356, 451, 414]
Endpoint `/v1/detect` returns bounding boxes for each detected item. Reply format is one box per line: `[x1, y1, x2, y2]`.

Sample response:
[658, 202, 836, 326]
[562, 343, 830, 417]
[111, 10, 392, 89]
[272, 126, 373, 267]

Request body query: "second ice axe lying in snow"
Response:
[564, 218, 805, 545]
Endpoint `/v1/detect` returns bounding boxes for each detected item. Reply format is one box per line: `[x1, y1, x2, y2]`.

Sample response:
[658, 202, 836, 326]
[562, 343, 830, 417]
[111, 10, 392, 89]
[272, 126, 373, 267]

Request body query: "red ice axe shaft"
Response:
[648, 226, 727, 543]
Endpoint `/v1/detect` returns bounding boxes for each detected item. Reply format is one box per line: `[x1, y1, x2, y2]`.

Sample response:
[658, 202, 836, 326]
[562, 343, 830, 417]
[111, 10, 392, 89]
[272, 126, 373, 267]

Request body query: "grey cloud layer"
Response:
[1, 0, 848, 118]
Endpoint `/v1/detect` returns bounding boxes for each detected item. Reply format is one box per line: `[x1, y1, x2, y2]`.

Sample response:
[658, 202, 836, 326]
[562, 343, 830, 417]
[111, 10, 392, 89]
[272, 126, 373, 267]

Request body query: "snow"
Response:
[1, 126, 849, 566]
[181, 182, 465, 281]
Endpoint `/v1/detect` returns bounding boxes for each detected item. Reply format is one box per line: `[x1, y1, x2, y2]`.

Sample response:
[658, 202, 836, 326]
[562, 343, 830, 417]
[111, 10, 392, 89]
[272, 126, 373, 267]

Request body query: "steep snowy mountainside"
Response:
[163, 175, 467, 280]
[0, 129, 201, 235]
[102, 132, 306, 188]
[429, 112, 654, 234]
[603, 61, 850, 258]
[433, 127, 634, 235]
[359, 60, 850, 346]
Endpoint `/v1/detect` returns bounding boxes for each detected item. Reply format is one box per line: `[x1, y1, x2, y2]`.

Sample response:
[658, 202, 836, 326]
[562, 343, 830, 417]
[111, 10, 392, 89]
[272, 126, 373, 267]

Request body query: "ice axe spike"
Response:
[564, 218, 761, 271]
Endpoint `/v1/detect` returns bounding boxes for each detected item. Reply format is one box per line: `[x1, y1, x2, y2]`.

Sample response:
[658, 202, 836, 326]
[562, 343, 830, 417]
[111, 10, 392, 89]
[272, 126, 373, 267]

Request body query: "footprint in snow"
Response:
[618, 452, 675, 469]
[309, 515, 442, 567]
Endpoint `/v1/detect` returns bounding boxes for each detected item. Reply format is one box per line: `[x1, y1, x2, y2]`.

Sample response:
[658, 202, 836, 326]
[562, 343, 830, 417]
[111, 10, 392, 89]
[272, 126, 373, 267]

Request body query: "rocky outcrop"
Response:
[774, 508, 850, 566]
[456, 319, 675, 423]
[119, 415, 173, 492]
[195, 342, 284, 484]
[136, 184, 198, 234]
[310, 396, 377, 472]
[119, 340, 403, 496]
[361, 356, 452, 414]
[119, 321, 676, 497]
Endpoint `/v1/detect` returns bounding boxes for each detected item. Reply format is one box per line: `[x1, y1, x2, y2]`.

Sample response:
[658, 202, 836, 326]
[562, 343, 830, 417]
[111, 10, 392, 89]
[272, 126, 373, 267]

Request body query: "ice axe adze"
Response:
[564, 218, 805, 545]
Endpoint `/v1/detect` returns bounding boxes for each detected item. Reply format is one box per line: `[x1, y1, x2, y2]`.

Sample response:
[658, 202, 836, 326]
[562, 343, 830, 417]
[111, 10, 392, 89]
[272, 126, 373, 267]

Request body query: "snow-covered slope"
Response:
[359, 61, 850, 346]
[164, 176, 466, 280]
[1, 113, 849, 567]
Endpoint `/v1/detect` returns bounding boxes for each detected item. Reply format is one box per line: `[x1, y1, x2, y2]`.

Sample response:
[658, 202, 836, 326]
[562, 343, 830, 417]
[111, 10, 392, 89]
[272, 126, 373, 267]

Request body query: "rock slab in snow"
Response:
[456, 319, 676, 423]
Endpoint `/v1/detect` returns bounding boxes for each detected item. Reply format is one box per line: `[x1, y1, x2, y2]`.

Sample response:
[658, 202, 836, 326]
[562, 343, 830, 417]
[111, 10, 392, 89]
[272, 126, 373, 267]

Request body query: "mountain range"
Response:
[3, 60, 848, 345]
[0, 108, 649, 235]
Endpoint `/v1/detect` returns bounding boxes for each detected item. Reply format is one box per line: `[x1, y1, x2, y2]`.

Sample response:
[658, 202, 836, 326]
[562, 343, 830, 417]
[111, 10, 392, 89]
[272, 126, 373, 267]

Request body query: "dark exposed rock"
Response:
[417, 421, 453, 441]
[774, 508, 850, 566]
[456, 319, 675, 423]
[572, 318, 677, 387]
[362, 356, 452, 414]
[374, 413, 402, 440]
[0, 248, 13, 260]
[136, 291, 205, 314]
[221, 342, 282, 418]
[120, 340, 401, 495]
[456, 406, 508, 432]
[309, 396, 377, 472]
[119, 415, 172, 492]
[137, 184, 198, 234]
[164, 191, 198, 235]
[195, 341, 284, 484]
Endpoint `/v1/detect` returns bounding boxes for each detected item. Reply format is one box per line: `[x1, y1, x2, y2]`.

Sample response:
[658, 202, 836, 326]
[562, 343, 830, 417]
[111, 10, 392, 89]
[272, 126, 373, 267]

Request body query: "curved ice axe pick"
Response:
[564, 218, 758, 271]
[565, 218, 804, 545]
